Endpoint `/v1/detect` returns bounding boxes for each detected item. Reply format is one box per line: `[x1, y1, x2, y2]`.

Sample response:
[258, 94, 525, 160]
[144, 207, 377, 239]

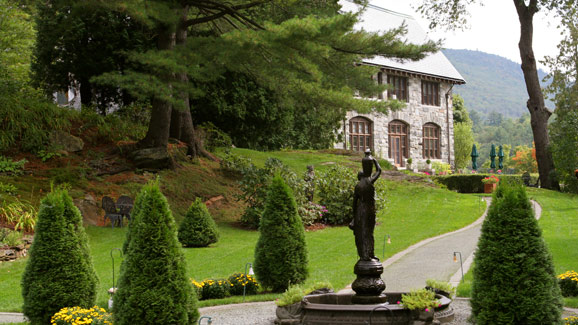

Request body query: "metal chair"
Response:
[116, 195, 134, 226]
[102, 196, 122, 228]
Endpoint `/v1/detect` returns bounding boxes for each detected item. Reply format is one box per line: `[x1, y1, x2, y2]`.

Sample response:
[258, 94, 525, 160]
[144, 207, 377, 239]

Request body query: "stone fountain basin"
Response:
[300, 292, 452, 325]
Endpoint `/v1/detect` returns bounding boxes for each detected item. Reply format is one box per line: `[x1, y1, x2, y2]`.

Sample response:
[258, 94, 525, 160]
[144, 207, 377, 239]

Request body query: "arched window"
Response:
[388, 120, 409, 167]
[349, 117, 373, 152]
[423, 123, 441, 159]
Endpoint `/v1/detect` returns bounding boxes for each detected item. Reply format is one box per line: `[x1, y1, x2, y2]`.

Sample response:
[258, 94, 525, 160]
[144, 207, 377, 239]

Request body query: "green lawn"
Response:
[0, 180, 482, 312]
[455, 188, 578, 308]
[216, 148, 361, 173]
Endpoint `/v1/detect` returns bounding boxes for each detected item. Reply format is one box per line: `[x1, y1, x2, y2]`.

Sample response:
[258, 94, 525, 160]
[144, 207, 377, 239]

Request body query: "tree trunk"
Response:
[79, 76, 92, 108]
[170, 8, 216, 160]
[513, 0, 560, 190]
[139, 27, 175, 149]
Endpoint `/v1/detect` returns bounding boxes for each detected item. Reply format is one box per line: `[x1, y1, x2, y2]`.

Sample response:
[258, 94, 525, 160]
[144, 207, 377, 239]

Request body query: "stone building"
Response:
[335, 2, 466, 168]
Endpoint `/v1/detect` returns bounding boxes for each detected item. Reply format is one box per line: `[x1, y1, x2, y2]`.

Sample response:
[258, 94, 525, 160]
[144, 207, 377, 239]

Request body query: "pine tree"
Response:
[21, 189, 98, 325]
[178, 198, 219, 247]
[113, 181, 198, 325]
[254, 175, 308, 292]
[471, 183, 563, 324]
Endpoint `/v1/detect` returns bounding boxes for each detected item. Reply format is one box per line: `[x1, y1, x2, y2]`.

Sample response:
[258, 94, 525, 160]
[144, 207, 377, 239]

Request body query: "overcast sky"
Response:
[369, 0, 562, 71]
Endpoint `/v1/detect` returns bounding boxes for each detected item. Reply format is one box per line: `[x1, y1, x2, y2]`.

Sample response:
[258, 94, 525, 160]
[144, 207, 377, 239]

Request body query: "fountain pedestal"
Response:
[351, 259, 387, 304]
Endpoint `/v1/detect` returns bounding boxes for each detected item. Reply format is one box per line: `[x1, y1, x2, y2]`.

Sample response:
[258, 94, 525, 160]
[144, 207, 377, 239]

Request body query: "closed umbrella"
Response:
[490, 144, 496, 170]
[498, 145, 505, 170]
[471, 144, 479, 170]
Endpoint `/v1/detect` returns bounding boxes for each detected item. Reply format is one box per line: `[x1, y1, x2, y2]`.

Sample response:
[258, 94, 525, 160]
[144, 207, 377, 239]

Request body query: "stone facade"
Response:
[334, 76, 455, 169]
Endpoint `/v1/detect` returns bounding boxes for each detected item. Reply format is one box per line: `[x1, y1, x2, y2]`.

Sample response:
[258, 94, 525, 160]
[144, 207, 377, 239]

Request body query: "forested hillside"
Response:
[443, 49, 552, 119]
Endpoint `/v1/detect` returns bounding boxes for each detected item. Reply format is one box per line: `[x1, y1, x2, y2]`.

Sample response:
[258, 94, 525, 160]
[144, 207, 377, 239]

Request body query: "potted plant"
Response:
[425, 279, 455, 298]
[275, 282, 333, 324]
[400, 288, 440, 323]
[481, 175, 499, 193]
[426, 159, 431, 170]
[406, 158, 413, 169]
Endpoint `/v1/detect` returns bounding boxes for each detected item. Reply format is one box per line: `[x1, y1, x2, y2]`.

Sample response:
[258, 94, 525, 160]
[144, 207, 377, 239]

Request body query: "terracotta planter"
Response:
[484, 183, 497, 193]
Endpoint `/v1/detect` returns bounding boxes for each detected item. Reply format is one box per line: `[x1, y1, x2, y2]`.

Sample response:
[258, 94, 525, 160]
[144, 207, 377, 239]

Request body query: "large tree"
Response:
[32, 0, 153, 111]
[0, 0, 34, 85]
[543, 7, 578, 192]
[82, 0, 438, 162]
[417, 0, 570, 190]
[452, 94, 475, 169]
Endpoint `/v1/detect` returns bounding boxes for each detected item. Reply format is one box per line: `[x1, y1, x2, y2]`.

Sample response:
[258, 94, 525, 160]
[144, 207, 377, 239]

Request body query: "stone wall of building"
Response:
[334, 76, 455, 168]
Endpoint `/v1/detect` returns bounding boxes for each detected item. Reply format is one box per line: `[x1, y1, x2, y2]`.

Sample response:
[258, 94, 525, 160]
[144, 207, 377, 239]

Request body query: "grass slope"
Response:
[1, 149, 483, 312]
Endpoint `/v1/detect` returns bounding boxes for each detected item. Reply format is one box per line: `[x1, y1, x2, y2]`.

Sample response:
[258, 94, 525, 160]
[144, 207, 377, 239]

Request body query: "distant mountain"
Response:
[442, 49, 552, 118]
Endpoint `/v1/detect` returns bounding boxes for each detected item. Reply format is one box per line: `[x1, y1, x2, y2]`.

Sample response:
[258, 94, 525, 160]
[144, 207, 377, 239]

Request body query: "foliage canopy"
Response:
[254, 175, 308, 292]
[114, 181, 198, 324]
[471, 183, 563, 324]
[21, 190, 98, 325]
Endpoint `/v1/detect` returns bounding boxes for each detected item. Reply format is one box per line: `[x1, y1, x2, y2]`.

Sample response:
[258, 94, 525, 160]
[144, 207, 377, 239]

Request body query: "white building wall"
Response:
[334, 76, 455, 168]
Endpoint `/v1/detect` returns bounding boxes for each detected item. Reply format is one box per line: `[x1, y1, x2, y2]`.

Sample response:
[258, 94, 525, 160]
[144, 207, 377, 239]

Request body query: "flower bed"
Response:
[51, 306, 112, 325]
[558, 271, 578, 297]
[192, 273, 259, 300]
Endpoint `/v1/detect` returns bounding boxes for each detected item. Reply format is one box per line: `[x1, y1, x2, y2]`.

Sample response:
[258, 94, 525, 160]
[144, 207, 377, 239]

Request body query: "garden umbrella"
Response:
[498, 145, 504, 170]
[470, 144, 479, 170]
[489, 144, 496, 169]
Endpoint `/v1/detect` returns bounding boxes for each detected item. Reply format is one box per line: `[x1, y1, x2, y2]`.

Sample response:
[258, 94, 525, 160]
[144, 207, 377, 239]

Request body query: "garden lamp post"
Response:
[453, 251, 464, 283]
[243, 262, 254, 302]
[109, 248, 123, 309]
[381, 234, 391, 261]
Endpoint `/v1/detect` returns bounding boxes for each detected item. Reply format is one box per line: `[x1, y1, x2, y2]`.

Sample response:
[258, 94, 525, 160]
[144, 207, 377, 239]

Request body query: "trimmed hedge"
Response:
[254, 175, 308, 292]
[436, 174, 526, 193]
[470, 183, 563, 324]
[22, 190, 98, 325]
[178, 198, 219, 247]
[113, 181, 198, 325]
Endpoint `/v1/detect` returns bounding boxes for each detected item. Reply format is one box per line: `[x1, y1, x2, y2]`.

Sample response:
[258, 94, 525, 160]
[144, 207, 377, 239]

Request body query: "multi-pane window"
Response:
[388, 120, 409, 167]
[349, 117, 373, 152]
[423, 123, 441, 159]
[421, 81, 440, 106]
[387, 75, 408, 102]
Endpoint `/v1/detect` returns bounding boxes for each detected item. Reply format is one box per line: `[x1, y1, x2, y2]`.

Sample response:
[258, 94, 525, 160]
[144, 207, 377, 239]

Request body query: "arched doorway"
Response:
[389, 120, 409, 167]
[349, 117, 373, 152]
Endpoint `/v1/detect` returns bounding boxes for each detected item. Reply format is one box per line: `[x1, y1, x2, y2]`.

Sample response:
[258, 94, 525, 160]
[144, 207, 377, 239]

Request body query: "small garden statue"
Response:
[304, 165, 315, 202]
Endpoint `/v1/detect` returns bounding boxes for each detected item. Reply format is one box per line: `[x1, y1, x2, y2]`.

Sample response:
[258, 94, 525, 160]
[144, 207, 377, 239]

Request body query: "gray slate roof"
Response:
[340, 0, 466, 84]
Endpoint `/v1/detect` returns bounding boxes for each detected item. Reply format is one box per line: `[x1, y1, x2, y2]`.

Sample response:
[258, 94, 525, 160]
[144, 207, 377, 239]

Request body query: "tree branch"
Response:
[183, 0, 269, 29]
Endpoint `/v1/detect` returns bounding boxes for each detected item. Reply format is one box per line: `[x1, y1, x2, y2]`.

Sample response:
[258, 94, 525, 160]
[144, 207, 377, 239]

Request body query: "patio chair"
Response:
[116, 195, 134, 226]
[102, 196, 122, 228]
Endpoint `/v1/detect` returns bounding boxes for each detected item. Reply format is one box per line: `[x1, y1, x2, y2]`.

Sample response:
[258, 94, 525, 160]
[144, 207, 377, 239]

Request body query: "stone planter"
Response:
[484, 183, 497, 193]
[275, 303, 302, 325]
[424, 286, 451, 299]
[411, 308, 435, 325]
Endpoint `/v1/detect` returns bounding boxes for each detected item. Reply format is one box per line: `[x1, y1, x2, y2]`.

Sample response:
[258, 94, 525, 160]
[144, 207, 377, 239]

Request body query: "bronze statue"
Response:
[350, 149, 381, 261]
[350, 149, 386, 303]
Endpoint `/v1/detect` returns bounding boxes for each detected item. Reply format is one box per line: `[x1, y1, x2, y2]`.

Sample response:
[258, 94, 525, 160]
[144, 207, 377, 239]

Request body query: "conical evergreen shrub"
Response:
[113, 180, 198, 325]
[178, 198, 219, 247]
[21, 189, 98, 325]
[254, 175, 308, 292]
[471, 183, 563, 324]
